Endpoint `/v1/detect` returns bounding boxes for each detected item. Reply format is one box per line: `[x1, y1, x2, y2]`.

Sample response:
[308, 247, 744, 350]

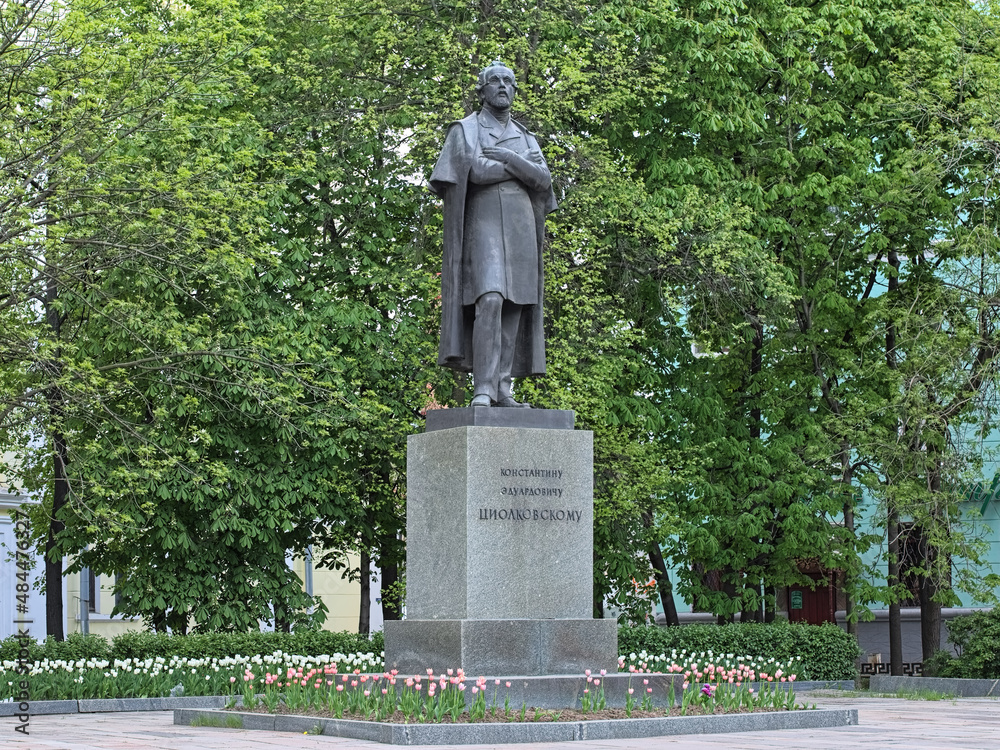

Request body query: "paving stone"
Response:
[10, 697, 1000, 749]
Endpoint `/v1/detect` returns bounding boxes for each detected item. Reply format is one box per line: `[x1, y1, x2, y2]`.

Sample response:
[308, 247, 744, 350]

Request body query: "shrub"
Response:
[0, 632, 111, 663]
[0, 629, 383, 664]
[920, 649, 956, 678]
[618, 622, 860, 681]
[944, 609, 1000, 678]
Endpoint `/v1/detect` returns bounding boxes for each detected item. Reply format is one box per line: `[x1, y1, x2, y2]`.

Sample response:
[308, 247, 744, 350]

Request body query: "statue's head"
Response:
[475, 60, 517, 111]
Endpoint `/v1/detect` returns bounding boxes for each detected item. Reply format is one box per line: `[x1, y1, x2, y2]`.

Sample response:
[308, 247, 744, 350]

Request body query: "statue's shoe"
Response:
[495, 396, 532, 408]
[470, 394, 492, 407]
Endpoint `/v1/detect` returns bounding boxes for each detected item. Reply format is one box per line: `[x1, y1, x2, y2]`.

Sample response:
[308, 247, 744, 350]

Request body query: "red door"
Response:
[787, 574, 835, 625]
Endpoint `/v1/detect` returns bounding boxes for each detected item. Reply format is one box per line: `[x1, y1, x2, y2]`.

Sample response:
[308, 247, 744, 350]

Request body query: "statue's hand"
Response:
[526, 148, 544, 164]
[481, 146, 517, 163]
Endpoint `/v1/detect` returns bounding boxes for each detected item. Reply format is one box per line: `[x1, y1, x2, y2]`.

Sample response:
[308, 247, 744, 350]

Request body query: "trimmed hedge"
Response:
[0, 629, 384, 664]
[618, 622, 861, 681]
[4, 623, 861, 681]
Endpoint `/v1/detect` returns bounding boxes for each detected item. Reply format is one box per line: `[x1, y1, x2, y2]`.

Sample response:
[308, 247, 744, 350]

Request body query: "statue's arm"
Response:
[480, 147, 551, 192]
[469, 150, 511, 185]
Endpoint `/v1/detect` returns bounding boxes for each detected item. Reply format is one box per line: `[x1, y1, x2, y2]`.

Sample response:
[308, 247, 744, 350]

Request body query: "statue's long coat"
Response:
[429, 112, 557, 376]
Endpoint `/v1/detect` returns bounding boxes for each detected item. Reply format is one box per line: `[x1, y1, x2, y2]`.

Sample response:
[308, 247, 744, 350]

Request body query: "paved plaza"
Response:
[4, 694, 999, 750]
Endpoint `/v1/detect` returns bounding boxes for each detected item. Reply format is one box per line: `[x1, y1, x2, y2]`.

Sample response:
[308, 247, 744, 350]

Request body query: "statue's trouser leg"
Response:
[497, 301, 523, 400]
[473, 293, 522, 401]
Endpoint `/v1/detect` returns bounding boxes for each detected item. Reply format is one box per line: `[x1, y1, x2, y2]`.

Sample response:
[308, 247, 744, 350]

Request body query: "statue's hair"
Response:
[475, 60, 517, 97]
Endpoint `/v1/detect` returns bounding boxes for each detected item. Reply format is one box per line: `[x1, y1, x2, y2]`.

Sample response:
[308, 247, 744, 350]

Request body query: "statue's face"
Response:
[479, 66, 516, 111]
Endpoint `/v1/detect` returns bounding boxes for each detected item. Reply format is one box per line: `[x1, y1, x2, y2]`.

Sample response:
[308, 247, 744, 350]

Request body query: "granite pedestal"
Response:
[385, 409, 617, 676]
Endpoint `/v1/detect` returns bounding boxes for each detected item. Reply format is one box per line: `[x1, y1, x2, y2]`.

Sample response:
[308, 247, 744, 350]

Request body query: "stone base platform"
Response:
[425, 407, 575, 431]
[174, 705, 860, 745]
[384, 618, 618, 676]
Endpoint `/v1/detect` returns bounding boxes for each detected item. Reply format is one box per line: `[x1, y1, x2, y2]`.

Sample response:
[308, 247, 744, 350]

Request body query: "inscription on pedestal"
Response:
[478, 463, 587, 522]
[478, 508, 583, 521]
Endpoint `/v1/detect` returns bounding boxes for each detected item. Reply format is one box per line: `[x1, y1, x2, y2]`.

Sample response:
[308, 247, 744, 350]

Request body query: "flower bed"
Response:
[1, 650, 382, 701]
[228, 664, 807, 722]
[2, 650, 803, 708]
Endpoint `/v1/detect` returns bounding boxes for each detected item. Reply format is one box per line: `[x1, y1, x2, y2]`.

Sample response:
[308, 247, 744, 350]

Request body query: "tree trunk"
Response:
[740, 578, 763, 623]
[44, 431, 67, 641]
[917, 456, 946, 662]
[380, 558, 401, 622]
[641, 510, 679, 626]
[593, 547, 605, 619]
[274, 606, 290, 633]
[43, 282, 68, 640]
[151, 609, 167, 633]
[647, 542, 680, 627]
[718, 577, 737, 624]
[764, 585, 776, 623]
[885, 250, 903, 676]
[358, 548, 371, 636]
[919, 572, 942, 661]
[887, 510, 903, 675]
[843, 501, 857, 638]
[918, 476, 943, 661]
[840, 444, 858, 638]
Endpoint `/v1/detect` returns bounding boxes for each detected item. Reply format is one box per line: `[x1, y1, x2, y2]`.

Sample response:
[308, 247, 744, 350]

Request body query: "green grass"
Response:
[189, 713, 243, 729]
[811, 687, 957, 701]
[889, 687, 957, 701]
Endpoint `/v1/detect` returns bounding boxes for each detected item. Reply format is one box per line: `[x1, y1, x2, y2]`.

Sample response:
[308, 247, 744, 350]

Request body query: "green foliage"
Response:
[5, 0, 1000, 635]
[619, 623, 861, 682]
[0, 633, 110, 664]
[920, 649, 957, 678]
[940, 609, 1000, 678]
[0, 630, 383, 663]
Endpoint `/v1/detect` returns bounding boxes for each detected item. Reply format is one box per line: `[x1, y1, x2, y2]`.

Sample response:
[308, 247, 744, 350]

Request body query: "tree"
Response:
[860, 0, 1000, 663]
[1, 0, 365, 633]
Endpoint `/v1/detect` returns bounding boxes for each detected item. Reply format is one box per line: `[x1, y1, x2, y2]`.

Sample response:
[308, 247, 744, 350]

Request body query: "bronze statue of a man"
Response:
[429, 61, 557, 408]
